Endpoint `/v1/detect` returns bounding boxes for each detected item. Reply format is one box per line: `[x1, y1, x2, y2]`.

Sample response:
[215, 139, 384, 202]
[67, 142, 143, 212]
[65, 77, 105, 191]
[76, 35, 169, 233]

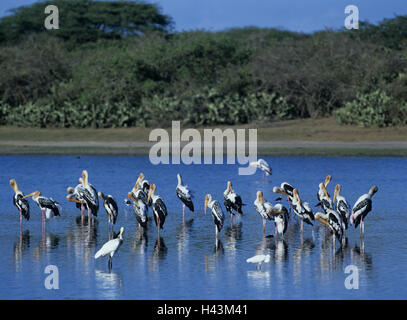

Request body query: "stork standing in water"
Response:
[350, 186, 378, 238]
[176, 173, 194, 220]
[9, 179, 30, 224]
[131, 179, 149, 207]
[147, 184, 168, 237]
[250, 159, 272, 179]
[128, 192, 148, 229]
[95, 227, 124, 271]
[254, 191, 277, 234]
[204, 194, 225, 240]
[223, 181, 244, 225]
[23, 191, 60, 227]
[273, 204, 289, 239]
[315, 209, 344, 248]
[138, 173, 151, 206]
[273, 182, 295, 211]
[333, 184, 350, 232]
[291, 189, 314, 232]
[80, 170, 99, 221]
[98, 192, 119, 229]
[66, 185, 86, 218]
[316, 175, 333, 212]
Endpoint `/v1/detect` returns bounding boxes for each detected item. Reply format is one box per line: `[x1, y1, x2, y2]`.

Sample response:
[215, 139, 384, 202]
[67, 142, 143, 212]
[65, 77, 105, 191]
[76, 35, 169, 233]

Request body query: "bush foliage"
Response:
[0, 1, 406, 128]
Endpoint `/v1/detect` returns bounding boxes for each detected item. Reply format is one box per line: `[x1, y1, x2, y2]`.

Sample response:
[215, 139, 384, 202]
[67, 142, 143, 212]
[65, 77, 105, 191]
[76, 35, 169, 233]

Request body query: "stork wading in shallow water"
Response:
[292, 189, 314, 233]
[223, 181, 244, 225]
[333, 184, 350, 232]
[254, 191, 278, 234]
[80, 170, 99, 221]
[204, 194, 225, 240]
[66, 184, 86, 218]
[176, 173, 194, 219]
[23, 191, 60, 227]
[95, 227, 124, 271]
[9, 179, 30, 224]
[273, 182, 295, 212]
[249, 159, 272, 179]
[316, 175, 333, 213]
[98, 192, 119, 228]
[131, 178, 149, 208]
[128, 192, 148, 229]
[273, 204, 289, 239]
[315, 209, 344, 248]
[350, 186, 378, 238]
[147, 184, 168, 237]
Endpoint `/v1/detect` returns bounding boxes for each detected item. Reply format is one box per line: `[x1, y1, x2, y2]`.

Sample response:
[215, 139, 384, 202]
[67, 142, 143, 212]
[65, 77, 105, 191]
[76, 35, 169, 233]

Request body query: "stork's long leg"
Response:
[19, 209, 22, 225]
[182, 203, 185, 220]
[262, 219, 266, 234]
[301, 220, 303, 233]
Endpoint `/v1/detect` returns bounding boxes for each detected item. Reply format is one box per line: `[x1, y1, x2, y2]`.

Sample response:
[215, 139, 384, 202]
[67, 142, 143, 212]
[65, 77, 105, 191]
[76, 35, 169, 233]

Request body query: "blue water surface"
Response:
[0, 155, 406, 300]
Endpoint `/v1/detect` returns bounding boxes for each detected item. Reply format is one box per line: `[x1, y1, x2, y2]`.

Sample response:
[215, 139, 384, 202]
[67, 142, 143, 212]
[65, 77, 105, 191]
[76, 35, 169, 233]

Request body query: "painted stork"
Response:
[130, 180, 149, 207]
[98, 192, 119, 227]
[66, 185, 86, 217]
[128, 192, 148, 229]
[316, 175, 333, 212]
[176, 173, 194, 218]
[350, 186, 378, 237]
[246, 254, 270, 270]
[80, 170, 99, 219]
[249, 159, 272, 177]
[273, 182, 295, 211]
[292, 189, 314, 232]
[95, 227, 124, 271]
[315, 209, 344, 247]
[254, 191, 281, 234]
[333, 184, 350, 230]
[204, 194, 225, 240]
[9, 179, 30, 223]
[147, 184, 168, 236]
[273, 203, 289, 238]
[23, 191, 60, 226]
[223, 181, 244, 225]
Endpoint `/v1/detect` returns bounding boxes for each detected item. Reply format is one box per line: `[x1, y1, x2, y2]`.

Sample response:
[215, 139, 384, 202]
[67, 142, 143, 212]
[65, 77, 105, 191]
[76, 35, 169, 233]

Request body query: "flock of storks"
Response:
[9, 158, 378, 270]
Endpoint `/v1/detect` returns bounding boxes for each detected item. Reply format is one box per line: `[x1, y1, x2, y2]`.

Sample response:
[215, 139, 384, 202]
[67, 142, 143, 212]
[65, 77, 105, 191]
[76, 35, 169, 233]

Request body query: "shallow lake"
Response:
[0, 155, 406, 299]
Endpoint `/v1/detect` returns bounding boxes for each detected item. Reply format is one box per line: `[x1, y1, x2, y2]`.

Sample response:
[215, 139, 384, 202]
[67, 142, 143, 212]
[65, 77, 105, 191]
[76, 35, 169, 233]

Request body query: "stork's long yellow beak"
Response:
[333, 185, 339, 203]
[128, 192, 138, 205]
[66, 196, 85, 205]
[324, 175, 332, 187]
[147, 188, 152, 204]
[321, 183, 330, 200]
[22, 191, 37, 199]
[316, 216, 331, 227]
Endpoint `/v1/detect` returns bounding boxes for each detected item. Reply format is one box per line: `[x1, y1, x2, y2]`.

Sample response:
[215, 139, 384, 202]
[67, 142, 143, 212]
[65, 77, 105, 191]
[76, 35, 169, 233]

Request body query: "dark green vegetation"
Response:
[0, 0, 406, 128]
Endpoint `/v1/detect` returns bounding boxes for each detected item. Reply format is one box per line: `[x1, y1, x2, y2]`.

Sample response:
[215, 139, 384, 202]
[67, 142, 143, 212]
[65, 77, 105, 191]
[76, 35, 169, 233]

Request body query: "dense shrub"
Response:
[333, 90, 407, 127]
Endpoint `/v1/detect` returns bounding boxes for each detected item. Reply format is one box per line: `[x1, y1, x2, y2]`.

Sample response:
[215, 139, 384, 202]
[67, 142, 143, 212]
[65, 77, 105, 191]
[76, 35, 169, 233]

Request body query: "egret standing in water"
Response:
[223, 181, 244, 225]
[23, 191, 60, 227]
[204, 194, 225, 240]
[9, 179, 30, 224]
[351, 186, 378, 238]
[176, 173, 194, 219]
[95, 227, 124, 271]
[246, 254, 270, 270]
[147, 184, 168, 237]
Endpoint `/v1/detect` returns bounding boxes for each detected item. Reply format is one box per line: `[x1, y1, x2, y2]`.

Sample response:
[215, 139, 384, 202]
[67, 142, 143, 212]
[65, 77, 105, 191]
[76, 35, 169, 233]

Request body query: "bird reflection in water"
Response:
[149, 237, 168, 272]
[94, 269, 123, 299]
[273, 239, 288, 263]
[293, 235, 315, 284]
[351, 241, 372, 270]
[13, 229, 30, 271]
[132, 228, 148, 255]
[32, 232, 60, 262]
[204, 239, 224, 272]
[177, 218, 193, 264]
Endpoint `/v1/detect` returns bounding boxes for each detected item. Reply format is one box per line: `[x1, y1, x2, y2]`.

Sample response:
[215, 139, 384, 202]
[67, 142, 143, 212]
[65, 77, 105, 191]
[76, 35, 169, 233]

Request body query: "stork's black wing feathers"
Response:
[38, 197, 60, 217]
[176, 187, 194, 212]
[14, 194, 30, 221]
[353, 198, 372, 228]
[153, 198, 168, 229]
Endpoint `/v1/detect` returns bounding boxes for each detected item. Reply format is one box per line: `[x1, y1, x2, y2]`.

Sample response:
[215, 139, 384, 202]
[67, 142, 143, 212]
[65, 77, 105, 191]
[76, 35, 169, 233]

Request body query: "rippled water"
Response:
[0, 155, 406, 299]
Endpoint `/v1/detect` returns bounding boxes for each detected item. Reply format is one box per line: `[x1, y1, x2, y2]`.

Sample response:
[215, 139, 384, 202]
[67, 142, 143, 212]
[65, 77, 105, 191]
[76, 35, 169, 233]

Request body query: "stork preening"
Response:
[95, 227, 124, 271]
[98, 192, 119, 228]
[128, 192, 148, 229]
[138, 173, 150, 197]
[131, 180, 149, 207]
[23, 190, 60, 227]
[315, 209, 344, 247]
[223, 181, 244, 225]
[147, 184, 168, 237]
[176, 173, 194, 219]
[350, 186, 378, 238]
[250, 159, 272, 179]
[254, 191, 282, 234]
[273, 182, 295, 211]
[316, 175, 333, 212]
[80, 170, 99, 220]
[292, 189, 314, 232]
[246, 254, 271, 270]
[9, 179, 30, 224]
[204, 194, 225, 240]
[333, 184, 350, 231]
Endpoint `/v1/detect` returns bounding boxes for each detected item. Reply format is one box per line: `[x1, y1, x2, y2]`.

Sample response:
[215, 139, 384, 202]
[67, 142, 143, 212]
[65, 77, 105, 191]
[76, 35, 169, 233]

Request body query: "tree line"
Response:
[0, 0, 406, 128]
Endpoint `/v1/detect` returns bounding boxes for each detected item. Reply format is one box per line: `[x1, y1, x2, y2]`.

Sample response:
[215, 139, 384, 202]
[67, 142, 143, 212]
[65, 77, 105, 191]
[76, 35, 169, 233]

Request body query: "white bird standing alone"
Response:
[246, 254, 271, 270]
[250, 159, 272, 178]
[95, 227, 124, 271]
